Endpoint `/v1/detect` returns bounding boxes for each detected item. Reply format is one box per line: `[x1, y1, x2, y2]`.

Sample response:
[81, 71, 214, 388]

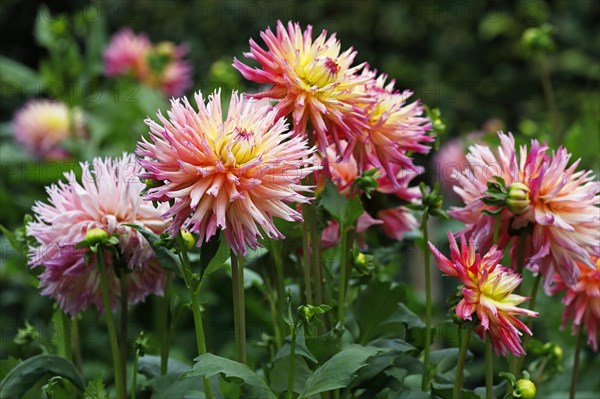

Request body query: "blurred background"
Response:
[0, 0, 598, 397]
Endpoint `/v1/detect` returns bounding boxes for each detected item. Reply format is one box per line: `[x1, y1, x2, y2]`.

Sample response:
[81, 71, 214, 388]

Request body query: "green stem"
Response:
[570, 322, 585, 399]
[454, 325, 472, 399]
[97, 250, 126, 399]
[60, 312, 73, 362]
[231, 251, 247, 364]
[71, 318, 83, 372]
[513, 273, 542, 377]
[337, 224, 349, 323]
[132, 348, 139, 399]
[301, 216, 314, 305]
[515, 231, 527, 277]
[119, 273, 128, 392]
[177, 234, 214, 399]
[538, 56, 561, 142]
[159, 274, 172, 375]
[421, 212, 432, 391]
[309, 202, 322, 307]
[286, 324, 298, 399]
[485, 335, 493, 399]
[273, 250, 286, 347]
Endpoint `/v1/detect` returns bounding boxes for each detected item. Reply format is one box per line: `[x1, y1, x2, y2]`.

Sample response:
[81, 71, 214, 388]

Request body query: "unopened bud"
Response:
[355, 252, 366, 267]
[145, 178, 164, 190]
[507, 182, 530, 215]
[180, 230, 195, 250]
[514, 379, 536, 399]
[85, 228, 108, 244]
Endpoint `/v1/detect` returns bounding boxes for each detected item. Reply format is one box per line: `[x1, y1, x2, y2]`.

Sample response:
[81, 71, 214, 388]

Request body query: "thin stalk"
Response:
[97, 250, 126, 399]
[132, 348, 139, 399]
[454, 326, 472, 399]
[231, 251, 247, 364]
[538, 57, 561, 142]
[337, 224, 349, 323]
[485, 335, 493, 399]
[515, 231, 527, 277]
[309, 202, 322, 307]
[286, 324, 298, 399]
[177, 234, 214, 399]
[60, 312, 72, 362]
[421, 212, 432, 391]
[71, 318, 83, 372]
[301, 219, 313, 305]
[159, 274, 172, 375]
[513, 273, 543, 377]
[119, 273, 129, 391]
[273, 250, 286, 346]
[570, 322, 585, 399]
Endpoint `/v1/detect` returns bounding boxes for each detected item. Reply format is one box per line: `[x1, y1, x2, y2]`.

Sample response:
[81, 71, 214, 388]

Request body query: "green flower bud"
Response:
[355, 252, 366, 267]
[514, 379, 536, 399]
[85, 228, 109, 244]
[506, 182, 530, 215]
[180, 230, 195, 250]
[144, 178, 164, 190]
[551, 344, 563, 362]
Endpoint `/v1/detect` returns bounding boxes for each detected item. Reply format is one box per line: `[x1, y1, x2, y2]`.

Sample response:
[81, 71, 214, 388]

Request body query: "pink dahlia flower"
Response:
[233, 20, 372, 156]
[377, 207, 418, 242]
[104, 28, 151, 78]
[104, 29, 192, 97]
[352, 69, 433, 186]
[429, 233, 538, 356]
[27, 153, 169, 315]
[449, 132, 600, 290]
[137, 90, 319, 255]
[551, 257, 600, 351]
[12, 100, 84, 160]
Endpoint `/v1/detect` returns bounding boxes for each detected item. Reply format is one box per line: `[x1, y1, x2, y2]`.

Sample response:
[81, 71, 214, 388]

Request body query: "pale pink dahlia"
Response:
[137, 90, 319, 255]
[12, 100, 84, 160]
[450, 132, 600, 289]
[377, 207, 418, 242]
[104, 28, 151, 78]
[104, 30, 192, 97]
[27, 153, 169, 315]
[429, 233, 538, 356]
[351, 69, 433, 186]
[551, 257, 600, 351]
[233, 20, 372, 155]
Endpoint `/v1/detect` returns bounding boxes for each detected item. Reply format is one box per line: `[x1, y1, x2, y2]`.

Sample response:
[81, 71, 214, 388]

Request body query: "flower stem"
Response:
[309, 202, 323, 307]
[231, 251, 247, 364]
[301, 217, 314, 305]
[132, 347, 139, 399]
[60, 311, 73, 362]
[159, 273, 172, 375]
[485, 335, 493, 399]
[177, 233, 214, 399]
[273, 250, 286, 347]
[513, 272, 542, 377]
[119, 273, 129, 391]
[286, 324, 298, 399]
[570, 322, 584, 399]
[96, 250, 126, 399]
[421, 211, 432, 391]
[71, 318, 83, 372]
[454, 325, 472, 399]
[538, 56, 561, 142]
[337, 224, 349, 323]
[515, 231, 527, 276]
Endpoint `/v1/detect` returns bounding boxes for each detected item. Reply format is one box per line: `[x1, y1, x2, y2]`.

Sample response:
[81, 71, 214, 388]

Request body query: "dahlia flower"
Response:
[27, 153, 169, 315]
[429, 233, 538, 356]
[551, 257, 600, 351]
[104, 29, 192, 97]
[449, 132, 600, 289]
[137, 90, 319, 255]
[352, 69, 433, 186]
[233, 20, 371, 155]
[12, 100, 84, 159]
[377, 207, 418, 242]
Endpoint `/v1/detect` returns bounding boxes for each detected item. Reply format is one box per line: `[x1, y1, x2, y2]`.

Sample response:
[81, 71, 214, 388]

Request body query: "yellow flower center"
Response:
[300, 56, 340, 88]
[215, 128, 260, 166]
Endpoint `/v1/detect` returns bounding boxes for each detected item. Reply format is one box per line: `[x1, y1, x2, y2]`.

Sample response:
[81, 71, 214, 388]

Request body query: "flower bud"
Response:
[85, 228, 108, 244]
[180, 230, 195, 250]
[514, 379, 536, 399]
[355, 252, 366, 268]
[144, 178, 164, 190]
[506, 182, 530, 215]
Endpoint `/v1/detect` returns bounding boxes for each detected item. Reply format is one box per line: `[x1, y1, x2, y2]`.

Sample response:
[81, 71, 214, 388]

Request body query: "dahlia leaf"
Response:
[0, 355, 84, 398]
[127, 224, 182, 277]
[298, 345, 382, 398]
[181, 353, 276, 399]
[83, 373, 109, 399]
[201, 234, 230, 279]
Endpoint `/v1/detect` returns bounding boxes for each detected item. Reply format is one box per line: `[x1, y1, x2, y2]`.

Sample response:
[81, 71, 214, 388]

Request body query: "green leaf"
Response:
[127, 224, 182, 276]
[201, 235, 229, 278]
[298, 345, 382, 398]
[149, 373, 205, 399]
[137, 355, 190, 379]
[181, 353, 276, 399]
[430, 348, 473, 374]
[269, 356, 312, 394]
[0, 355, 84, 398]
[0, 225, 21, 251]
[432, 382, 480, 399]
[383, 303, 426, 329]
[83, 373, 109, 399]
[345, 196, 364, 226]
[274, 326, 318, 364]
[0, 56, 42, 94]
[320, 180, 348, 223]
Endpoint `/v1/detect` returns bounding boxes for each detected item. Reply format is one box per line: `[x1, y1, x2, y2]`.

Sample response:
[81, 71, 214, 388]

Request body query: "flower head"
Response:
[449, 132, 600, 290]
[429, 232, 538, 356]
[104, 29, 192, 97]
[137, 90, 319, 255]
[550, 257, 600, 351]
[27, 153, 169, 315]
[233, 20, 371, 155]
[12, 100, 84, 159]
